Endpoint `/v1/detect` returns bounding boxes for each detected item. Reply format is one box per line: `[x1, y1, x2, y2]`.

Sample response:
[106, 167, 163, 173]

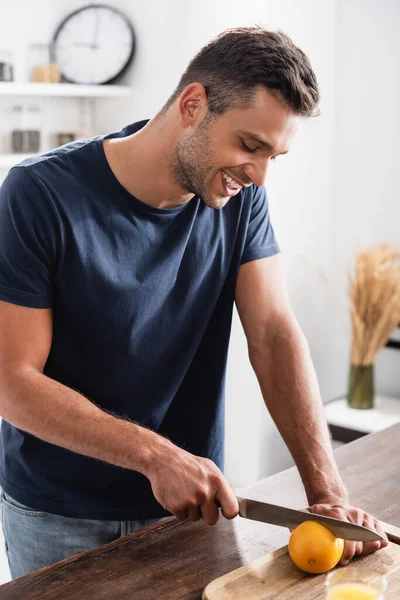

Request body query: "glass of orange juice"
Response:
[325, 567, 388, 599]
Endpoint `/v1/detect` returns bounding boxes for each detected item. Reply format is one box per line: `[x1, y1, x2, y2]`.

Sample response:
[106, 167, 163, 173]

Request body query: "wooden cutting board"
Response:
[203, 522, 400, 599]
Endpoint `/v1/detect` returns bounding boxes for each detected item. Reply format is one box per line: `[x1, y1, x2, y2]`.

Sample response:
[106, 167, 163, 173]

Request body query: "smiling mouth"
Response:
[220, 170, 242, 198]
[222, 170, 242, 190]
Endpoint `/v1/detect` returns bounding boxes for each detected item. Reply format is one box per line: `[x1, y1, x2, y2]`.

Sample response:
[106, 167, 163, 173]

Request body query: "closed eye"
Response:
[241, 140, 258, 154]
[241, 139, 278, 161]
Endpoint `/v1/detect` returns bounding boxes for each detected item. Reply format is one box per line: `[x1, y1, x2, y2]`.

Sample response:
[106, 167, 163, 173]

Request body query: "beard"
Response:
[170, 115, 228, 210]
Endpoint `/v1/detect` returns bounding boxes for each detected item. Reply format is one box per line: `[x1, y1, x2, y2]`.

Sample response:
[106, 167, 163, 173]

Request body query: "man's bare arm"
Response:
[250, 314, 346, 505]
[235, 257, 346, 504]
[235, 256, 388, 563]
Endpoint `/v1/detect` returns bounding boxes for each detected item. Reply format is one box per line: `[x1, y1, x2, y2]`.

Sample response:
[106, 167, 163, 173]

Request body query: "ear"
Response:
[177, 83, 208, 128]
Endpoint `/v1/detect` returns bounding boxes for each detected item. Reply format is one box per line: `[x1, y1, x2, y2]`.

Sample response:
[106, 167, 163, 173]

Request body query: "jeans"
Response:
[1, 491, 166, 580]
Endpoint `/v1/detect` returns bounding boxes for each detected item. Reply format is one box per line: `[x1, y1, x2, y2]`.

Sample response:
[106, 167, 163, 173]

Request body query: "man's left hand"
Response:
[307, 497, 389, 565]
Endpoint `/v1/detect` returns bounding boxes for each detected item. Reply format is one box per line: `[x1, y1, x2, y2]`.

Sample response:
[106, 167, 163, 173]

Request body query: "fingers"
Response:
[339, 540, 357, 565]
[334, 505, 363, 564]
[361, 515, 389, 555]
[214, 479, 239, 520]
[170, 501, 221, 525]
[172, 508, 188, 521]
[186, 504, 202, 522]
[162, 483, 234, 526]
[308, 501, 389, 564]
[152, 451, 238, 526]
[373, 517, 389, 547]
[200, 500, 220, 526]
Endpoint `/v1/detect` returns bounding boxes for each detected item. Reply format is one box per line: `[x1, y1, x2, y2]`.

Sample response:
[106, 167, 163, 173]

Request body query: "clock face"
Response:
[53, 4, 135, 84]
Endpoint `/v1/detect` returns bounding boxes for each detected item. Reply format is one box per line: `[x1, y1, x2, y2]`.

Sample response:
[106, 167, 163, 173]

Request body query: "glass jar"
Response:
[54, 132, 76, 147]
[28, 43, 60, 83]
[0, 48, 13, 82]
[11, 105, 41, 154]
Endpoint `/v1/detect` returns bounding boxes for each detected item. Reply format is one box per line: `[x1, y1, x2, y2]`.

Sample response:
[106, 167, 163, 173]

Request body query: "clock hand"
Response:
[92, 9, 100, 50]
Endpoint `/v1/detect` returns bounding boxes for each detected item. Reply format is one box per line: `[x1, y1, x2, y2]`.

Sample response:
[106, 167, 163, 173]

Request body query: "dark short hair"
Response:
[164, 26, 320, 118]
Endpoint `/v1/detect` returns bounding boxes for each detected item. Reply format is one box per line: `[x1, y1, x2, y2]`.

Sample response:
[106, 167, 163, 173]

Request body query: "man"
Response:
[0, 26, 388, 579]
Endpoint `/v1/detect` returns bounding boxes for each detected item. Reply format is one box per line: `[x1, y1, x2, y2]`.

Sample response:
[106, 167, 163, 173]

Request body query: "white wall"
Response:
[331, 0, 400, 398]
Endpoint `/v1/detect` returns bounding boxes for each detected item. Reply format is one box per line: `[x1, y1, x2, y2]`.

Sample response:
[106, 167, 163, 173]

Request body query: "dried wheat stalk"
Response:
[348, 244, 400, 365]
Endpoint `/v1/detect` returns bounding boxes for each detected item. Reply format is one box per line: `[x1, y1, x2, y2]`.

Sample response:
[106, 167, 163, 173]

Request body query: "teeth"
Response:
[223, 171, 241, 190]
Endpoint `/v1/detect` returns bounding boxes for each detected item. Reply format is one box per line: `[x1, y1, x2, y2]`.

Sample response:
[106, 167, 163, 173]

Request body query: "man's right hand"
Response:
[146, 442, 239, 526]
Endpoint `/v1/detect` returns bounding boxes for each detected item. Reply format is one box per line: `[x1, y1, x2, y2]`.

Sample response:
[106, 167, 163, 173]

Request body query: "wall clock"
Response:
[53, 4, 136, 84]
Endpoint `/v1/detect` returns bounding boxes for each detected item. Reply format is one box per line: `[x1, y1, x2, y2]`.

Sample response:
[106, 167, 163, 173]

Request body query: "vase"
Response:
[347, 364, 374, 409]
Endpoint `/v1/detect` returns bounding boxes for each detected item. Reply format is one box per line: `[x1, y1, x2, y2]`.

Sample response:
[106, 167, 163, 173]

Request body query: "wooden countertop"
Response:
[1, 422, 399, 599]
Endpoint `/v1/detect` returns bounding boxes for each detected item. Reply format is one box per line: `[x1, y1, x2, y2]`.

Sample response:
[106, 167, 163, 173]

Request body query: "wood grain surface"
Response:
[0, 422, 399, 599]
[202, 522, 400, 599]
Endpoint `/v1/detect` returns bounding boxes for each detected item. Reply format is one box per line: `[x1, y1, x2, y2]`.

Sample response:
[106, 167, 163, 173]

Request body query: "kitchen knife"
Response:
[237, 497, 383, 542]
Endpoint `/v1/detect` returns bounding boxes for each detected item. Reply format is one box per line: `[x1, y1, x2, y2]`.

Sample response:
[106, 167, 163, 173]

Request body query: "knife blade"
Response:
[237, 497, 383, 542]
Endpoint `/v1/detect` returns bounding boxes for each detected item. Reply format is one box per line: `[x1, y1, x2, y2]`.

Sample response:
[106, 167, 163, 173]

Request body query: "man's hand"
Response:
[307, 496, 389, 565]
[147, 443, 239, 525]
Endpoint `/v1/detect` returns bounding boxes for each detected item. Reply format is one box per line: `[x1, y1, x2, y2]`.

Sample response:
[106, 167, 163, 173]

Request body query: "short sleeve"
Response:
[240, 185, 280, 265]
[0, 166, 57, 308]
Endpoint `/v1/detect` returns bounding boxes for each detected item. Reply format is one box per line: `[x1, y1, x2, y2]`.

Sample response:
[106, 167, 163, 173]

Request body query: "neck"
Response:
[103, 115, 194, 209]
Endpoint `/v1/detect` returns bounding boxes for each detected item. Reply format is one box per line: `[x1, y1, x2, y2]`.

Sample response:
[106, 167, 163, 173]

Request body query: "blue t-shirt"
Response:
[0, 120, 280, 520]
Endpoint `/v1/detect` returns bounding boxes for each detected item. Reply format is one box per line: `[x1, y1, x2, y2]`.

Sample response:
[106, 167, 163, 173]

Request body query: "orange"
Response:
[288, 520, 345, 574]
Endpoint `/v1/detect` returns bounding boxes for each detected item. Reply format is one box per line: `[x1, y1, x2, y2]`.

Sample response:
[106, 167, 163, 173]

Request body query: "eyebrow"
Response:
[238, 130, 289, 155]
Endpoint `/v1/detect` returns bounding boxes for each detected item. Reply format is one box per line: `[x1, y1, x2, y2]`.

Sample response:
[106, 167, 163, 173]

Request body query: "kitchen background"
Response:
[0, 0, 399, 584]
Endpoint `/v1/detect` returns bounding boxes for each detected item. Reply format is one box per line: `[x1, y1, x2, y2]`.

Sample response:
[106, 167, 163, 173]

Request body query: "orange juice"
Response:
[326, 582, 382, 600]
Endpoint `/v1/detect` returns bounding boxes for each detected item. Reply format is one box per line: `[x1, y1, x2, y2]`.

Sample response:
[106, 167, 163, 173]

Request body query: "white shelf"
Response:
[0, 154, 35, 169]
[0, 82, 132, 98]
[325, 396, 400, 434]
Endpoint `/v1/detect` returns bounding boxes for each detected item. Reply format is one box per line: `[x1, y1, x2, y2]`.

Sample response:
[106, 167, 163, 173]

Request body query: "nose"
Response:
[244, 157, 270, 187]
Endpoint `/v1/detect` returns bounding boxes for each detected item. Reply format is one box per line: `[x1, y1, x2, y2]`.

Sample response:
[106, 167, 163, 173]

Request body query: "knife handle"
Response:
[387, 531, 400, 544]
